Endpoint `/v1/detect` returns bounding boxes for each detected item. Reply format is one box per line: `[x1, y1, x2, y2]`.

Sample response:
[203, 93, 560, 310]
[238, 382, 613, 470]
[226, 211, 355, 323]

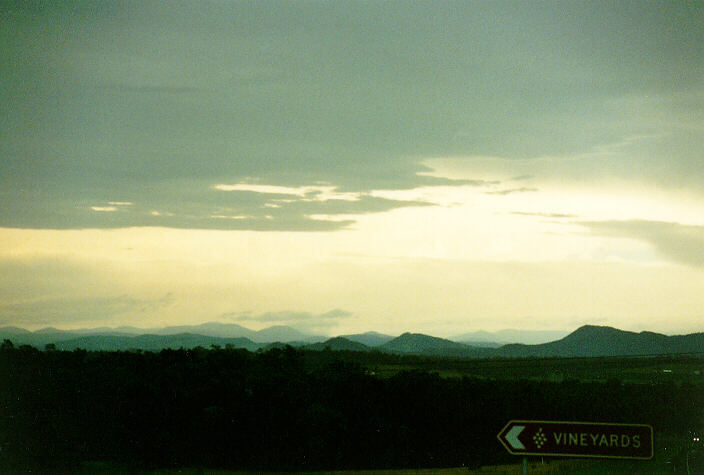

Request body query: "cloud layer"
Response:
[2, 2, 703, 335]
[228, 309, 353, 332]
[581, 220, 704, 267]
[0, 294, 174, 326]
[2, 2, 703, 230]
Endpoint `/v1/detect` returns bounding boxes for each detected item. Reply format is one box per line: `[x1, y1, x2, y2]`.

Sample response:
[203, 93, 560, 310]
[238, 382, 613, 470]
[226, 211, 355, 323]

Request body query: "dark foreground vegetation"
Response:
[1, 342, 703, 472]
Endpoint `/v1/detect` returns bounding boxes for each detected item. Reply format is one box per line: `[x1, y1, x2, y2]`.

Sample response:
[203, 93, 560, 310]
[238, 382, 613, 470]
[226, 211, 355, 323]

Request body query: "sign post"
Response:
[497, 420, 653, 460]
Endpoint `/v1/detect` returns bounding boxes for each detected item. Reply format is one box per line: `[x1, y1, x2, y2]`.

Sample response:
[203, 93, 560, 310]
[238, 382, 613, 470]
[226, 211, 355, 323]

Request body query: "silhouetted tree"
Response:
[0, 346, 700, 471]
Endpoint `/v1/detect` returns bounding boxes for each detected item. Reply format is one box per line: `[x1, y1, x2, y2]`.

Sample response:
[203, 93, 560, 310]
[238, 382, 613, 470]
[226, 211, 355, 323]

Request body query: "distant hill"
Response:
[253, 325, 324, 343]
[496, 325, 704, 358]
[113, 326, 148, 334]
[340, 331, 395, 347]
[51, 333, 261, 352]
[379, 326, 704, 358]
[151, 322, 258, 339]
[457, 340, 502, 348]
[70, 327, 142, 337]
[3, 324, 704, 358]
[152, 322, 324, 343]
[0, 322, 325, 344]
[380, 333, 491, 357]
[0, 328, 84, 347]
[304, 337, 371, 352]
[34, 327, 68, 334]
[0, 326, 31, 334]
[0, 327, 261, 351]
[452, 329, 569, 345]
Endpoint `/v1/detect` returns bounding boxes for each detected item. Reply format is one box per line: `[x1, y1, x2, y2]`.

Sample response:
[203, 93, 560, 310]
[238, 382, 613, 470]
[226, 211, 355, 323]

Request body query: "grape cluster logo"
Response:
[533, 427, 547, 449]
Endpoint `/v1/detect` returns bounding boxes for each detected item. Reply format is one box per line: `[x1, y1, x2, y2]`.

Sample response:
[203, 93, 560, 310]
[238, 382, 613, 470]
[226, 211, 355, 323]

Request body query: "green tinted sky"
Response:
[1, 1, 703, 335]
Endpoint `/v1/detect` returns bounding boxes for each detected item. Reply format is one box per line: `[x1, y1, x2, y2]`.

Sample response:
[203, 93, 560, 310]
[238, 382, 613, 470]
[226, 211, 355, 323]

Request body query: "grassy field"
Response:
[73, 457, 681, 474]
[5, 348, 702, 473]
[366, 354, 704, 385]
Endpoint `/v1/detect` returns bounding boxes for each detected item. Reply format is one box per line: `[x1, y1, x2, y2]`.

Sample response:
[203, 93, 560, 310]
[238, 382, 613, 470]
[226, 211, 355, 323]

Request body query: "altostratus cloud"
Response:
[581, 220, 704, 267]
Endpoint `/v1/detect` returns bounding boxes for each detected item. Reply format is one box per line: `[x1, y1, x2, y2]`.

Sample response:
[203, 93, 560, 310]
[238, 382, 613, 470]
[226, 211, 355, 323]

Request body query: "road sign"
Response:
[497, 420, 653, 459]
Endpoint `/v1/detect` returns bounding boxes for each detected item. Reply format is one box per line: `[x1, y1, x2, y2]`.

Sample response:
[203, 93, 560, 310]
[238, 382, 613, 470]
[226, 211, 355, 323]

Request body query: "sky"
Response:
[1, 1, 703, 336]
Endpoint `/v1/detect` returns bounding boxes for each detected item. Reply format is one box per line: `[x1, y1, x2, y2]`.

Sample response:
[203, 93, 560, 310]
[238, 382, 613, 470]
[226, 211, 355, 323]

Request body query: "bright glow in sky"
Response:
[1, 1, 703, 336]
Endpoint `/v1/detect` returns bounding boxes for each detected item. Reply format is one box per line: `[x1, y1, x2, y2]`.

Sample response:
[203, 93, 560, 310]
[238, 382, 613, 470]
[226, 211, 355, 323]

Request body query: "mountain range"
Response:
[2, 323, 704, 358]
[64, 322, 323, 343]
[452, 329, 569, 346]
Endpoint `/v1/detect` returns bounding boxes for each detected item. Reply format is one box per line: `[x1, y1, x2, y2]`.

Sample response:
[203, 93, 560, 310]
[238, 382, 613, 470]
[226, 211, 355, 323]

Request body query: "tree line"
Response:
[0, 342, 701, 471]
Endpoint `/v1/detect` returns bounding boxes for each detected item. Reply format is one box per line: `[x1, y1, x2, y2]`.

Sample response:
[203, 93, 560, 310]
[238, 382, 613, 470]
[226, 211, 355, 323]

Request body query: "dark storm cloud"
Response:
[2, 1, 703, 230]
[0, 181, 434, 230]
